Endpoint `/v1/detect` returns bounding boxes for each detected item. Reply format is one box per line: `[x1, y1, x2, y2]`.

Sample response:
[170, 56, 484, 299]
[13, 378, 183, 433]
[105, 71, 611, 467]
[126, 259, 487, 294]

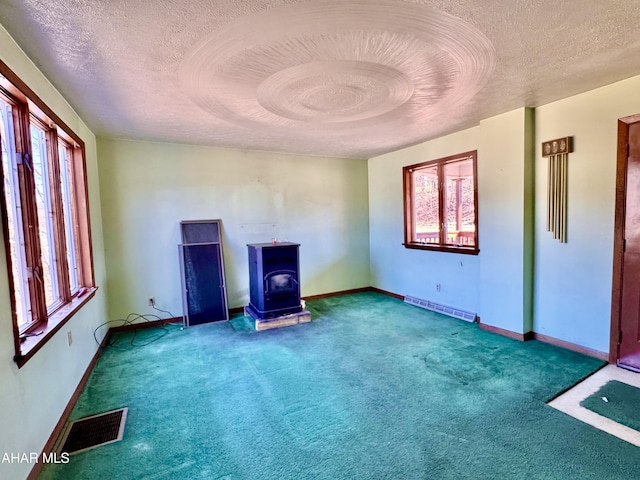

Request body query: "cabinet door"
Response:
[180, 243, 228, 326]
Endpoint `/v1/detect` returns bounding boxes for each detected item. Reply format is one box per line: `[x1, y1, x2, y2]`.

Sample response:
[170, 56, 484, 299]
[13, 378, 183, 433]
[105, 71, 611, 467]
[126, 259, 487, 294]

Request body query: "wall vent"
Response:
[404, 295, 476, 323]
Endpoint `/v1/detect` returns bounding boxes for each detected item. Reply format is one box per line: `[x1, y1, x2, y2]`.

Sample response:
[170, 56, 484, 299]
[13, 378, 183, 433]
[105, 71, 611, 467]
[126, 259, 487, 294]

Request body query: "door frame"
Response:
[610, 113, 640, 363]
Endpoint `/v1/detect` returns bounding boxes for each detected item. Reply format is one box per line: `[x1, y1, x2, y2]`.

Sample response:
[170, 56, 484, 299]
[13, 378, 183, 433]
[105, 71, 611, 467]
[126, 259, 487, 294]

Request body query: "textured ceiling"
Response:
[1, 0, 640, 159]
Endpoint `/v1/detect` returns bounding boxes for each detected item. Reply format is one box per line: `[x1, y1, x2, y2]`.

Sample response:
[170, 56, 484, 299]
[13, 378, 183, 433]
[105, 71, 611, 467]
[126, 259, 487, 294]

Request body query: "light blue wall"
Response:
[478, 109, 533, 334]
[533, 76, 640, 353]
[368, 127, 482, 313]
[370, 77, 640, 355]
[369, 109, 533, 334]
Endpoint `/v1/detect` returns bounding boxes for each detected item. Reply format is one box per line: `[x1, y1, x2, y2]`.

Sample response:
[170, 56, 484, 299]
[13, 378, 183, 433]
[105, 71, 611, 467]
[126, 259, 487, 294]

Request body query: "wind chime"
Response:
[543, 136, 573, 243]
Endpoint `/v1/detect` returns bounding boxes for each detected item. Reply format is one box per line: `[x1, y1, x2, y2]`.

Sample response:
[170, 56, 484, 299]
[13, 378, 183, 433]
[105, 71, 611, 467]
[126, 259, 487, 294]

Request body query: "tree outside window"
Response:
[403, 151, 478, 255]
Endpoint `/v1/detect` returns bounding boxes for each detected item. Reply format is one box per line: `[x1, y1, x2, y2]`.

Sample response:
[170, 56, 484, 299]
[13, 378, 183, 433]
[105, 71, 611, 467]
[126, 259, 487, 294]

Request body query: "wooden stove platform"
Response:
[244, 308, 312, 331]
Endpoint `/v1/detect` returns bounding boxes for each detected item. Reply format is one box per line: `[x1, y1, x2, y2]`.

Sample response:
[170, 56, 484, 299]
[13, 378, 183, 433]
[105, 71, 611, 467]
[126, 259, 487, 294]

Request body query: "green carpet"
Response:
[39, 292, 640, 480]
[580, 380, 640, 431]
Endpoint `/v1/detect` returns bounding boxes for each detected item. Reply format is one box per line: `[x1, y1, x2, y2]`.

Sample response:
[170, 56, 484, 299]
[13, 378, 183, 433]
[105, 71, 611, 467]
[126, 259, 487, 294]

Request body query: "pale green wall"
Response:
[0, 25, 108, 480]
[534, 76, 640, 353]
[97, 138, 370, 320]
[368, 108, 533, 333]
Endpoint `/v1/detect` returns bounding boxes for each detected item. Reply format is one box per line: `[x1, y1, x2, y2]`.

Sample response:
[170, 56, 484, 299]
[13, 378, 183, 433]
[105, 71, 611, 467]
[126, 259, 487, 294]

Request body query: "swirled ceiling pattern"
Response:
[181, 0, 495, 141]
[4, 0, 640, 158]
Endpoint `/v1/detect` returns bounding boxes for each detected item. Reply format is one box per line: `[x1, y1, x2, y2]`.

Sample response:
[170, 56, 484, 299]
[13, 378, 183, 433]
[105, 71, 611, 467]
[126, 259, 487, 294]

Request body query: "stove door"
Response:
[265, 270, 298, 297]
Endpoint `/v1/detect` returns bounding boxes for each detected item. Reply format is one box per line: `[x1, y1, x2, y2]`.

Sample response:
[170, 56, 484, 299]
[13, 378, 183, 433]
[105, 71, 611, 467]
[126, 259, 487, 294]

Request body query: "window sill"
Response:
[403, 243, 480, 255]
[14, 287, 98, 368]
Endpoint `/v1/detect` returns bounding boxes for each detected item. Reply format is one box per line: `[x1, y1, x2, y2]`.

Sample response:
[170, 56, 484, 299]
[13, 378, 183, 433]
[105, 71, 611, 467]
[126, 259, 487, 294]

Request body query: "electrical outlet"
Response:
[436, 283, 441, 292]
[148, 297, 155, 307]
[67, 331, 72, 346]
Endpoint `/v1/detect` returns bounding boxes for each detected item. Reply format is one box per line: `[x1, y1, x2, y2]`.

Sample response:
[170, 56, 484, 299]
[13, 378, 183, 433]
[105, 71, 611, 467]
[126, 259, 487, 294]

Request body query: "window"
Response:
[403, 150, 479, 255]
[0, 62, 95, 366]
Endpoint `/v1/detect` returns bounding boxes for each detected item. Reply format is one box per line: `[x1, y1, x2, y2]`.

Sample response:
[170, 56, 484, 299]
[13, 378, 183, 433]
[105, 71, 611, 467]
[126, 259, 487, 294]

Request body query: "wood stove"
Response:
[246, 242, 302, 319]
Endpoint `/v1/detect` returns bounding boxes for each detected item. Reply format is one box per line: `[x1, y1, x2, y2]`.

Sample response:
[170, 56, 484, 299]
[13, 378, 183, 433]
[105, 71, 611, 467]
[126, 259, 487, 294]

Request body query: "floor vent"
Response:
[404, 295, 476, 323]
[58, 407, 128, 455]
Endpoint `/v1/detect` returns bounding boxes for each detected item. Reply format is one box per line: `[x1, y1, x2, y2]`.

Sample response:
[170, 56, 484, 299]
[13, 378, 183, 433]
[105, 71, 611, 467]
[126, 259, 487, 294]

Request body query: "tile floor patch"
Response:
[548, 365, 640, 447]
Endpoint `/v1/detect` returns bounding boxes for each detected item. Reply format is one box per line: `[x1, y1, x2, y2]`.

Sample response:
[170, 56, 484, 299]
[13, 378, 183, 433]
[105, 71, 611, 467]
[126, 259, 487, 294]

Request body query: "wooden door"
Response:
[618, 121, 640, 371]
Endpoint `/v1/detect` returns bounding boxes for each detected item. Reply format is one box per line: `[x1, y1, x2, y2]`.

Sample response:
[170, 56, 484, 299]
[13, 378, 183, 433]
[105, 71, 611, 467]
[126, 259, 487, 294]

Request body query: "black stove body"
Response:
[246, 242, 302, 319]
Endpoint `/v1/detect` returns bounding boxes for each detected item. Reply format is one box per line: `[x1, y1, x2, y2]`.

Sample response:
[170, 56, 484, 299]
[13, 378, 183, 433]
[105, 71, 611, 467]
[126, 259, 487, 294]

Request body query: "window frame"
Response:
[58, 137, 81, 295]
[403, 150, 479, 255]
[0, 60, 96, 367]
[0, 99, 32, 326]
[29, 117, 65, 312]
